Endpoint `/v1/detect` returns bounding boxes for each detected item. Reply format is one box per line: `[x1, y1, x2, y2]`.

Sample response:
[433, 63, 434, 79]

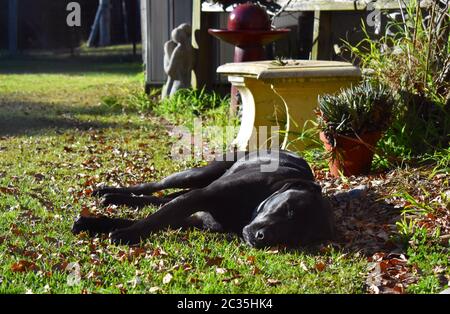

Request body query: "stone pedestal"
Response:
[217, 60, 361, 151]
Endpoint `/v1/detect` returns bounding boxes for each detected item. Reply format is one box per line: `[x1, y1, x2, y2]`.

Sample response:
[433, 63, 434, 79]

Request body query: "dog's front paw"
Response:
[72, 216, 109, 235]
[101, 193, 127, 207]
[72, 216, 97, 235]
[109, 228, 143, 245]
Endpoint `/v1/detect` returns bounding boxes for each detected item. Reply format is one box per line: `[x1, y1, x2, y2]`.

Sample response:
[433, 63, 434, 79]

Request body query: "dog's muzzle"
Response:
[242, 225, 271, 248]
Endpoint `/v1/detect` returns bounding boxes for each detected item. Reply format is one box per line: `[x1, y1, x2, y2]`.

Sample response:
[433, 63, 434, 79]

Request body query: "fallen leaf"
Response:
[33, 173, 45, 181]
[162, 273, 173, 284]
[267, 278, 281, 286]
[129, 247, 147, 259]
[299, 261, 308, 271]
[149, 286, 161, 293]
[11, 260, 37, 272]
[80, 206, 94, 217]
[10, 224, 22, 236]
[63, 146, 74, 153]
[128, 276, 142, 288]
[151, 247, 168, 257]
[51, 261, 69, 272]
[315, 262, 326, 272]
[189, 277, 202, 284]
[246, 256, 256, 265]
[222, 274, 243, 282]
[0, 187, 18, 195]
[206, 256, 224, 266]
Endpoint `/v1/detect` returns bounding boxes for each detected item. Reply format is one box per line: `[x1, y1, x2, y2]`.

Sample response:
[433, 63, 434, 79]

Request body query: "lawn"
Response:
[0, 46, 448, 294]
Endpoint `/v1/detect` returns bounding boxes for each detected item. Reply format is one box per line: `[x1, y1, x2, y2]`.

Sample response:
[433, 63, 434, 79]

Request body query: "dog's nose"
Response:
[255, 230, 265, 240]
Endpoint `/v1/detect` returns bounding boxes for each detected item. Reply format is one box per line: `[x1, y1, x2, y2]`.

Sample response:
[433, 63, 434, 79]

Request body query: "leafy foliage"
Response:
[343, 0, 450, 158]
[158, 88, 228, 117]
[317, 81, 395, 144]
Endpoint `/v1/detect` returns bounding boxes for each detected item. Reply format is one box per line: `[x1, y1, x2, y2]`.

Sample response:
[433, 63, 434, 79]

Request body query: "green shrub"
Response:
[153, 88, 235, 130]
[100, 88, 157, 113]
[318, 81, 395, 145]
[343, 0, 450, 159]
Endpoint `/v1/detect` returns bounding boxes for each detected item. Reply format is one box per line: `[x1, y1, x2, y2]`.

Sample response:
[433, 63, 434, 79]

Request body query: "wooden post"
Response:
[311, 10, 320, 60]
[87, 0, 103, 47]
[311, 10, 332, 60]
[8, 0, 18, 54]
[191, 0, 202, 89]
[99, 0, 111, 46]
[140, 0, 151, 92]
[122, 0, 129, 43]
[129, 0, 139, 56]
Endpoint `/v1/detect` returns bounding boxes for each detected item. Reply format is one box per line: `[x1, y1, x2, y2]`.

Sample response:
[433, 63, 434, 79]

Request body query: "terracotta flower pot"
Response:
[320, 131, 382, 177]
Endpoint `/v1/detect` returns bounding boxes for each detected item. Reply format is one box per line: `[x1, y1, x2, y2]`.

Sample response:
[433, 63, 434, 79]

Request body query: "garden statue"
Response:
[162, 23, 195, 99]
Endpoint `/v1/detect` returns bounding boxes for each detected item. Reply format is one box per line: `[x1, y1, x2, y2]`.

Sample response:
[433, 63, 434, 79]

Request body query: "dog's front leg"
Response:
[109, 189, 209, 245]
[93, 182, 160, 197]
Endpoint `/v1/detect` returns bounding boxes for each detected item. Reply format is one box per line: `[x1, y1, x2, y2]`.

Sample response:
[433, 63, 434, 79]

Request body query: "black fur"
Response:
[72, 150, 335, 247]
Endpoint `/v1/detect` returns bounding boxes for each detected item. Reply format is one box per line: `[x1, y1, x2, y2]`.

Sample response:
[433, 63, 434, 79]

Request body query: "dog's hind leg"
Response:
[71, 211, 219, 238]
[94, 159, 235, 197]
[72, 216, 135, 236]
[101, 190, 189, 208]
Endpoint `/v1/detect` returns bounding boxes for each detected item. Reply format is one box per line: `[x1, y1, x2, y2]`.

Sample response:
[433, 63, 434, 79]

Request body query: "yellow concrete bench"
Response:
[217, 60, 361, 151]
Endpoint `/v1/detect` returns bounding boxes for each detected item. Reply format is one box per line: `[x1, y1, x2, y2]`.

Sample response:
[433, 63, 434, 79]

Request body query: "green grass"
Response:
[0, 47, 447, 294]
[0, 48, 368, 294]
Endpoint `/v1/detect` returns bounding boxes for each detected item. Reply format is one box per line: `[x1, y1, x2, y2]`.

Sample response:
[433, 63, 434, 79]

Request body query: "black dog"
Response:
[72, 150, 335, 248]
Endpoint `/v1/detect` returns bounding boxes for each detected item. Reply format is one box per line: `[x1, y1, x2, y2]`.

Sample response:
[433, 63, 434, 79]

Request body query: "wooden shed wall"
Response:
[143, 0, 193, 85]
[144, 1, 392, 89]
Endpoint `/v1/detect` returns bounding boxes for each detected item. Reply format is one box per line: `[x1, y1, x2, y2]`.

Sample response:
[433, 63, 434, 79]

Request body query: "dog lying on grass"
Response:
[72, 150, 335, 248]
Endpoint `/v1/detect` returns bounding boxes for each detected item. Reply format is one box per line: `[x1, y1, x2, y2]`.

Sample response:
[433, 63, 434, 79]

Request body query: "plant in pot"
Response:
[317, 81, 395, 177]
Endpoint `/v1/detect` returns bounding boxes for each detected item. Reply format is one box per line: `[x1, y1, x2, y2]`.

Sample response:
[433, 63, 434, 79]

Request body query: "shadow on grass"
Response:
[0, 100, 140, 136]
[0, 53, 142, 75]
[257, 189, 405, 257]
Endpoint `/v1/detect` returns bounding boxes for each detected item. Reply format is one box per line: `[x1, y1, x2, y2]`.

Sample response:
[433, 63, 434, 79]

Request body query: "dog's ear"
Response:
[283, 180, 322, 195]
[308, 182, 322, 194]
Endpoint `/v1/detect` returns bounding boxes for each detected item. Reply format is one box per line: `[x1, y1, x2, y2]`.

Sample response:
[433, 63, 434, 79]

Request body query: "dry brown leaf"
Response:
[206, 256, 224, 267]
[189, 277, 202, 284]
[315, 261, 326, 272]
[0, 186, 18, 195]
[80, 206, 94, 218]
[11, 260, 37, 272]
[129, 247, 147, 258]
[246, 256, 256, 265]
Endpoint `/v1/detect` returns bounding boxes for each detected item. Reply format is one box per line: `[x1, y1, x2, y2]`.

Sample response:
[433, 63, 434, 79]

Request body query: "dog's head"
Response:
[242, 181, 334, 248]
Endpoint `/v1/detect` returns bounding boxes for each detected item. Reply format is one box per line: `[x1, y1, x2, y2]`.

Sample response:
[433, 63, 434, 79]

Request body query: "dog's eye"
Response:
[287, 209, 294, 219]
